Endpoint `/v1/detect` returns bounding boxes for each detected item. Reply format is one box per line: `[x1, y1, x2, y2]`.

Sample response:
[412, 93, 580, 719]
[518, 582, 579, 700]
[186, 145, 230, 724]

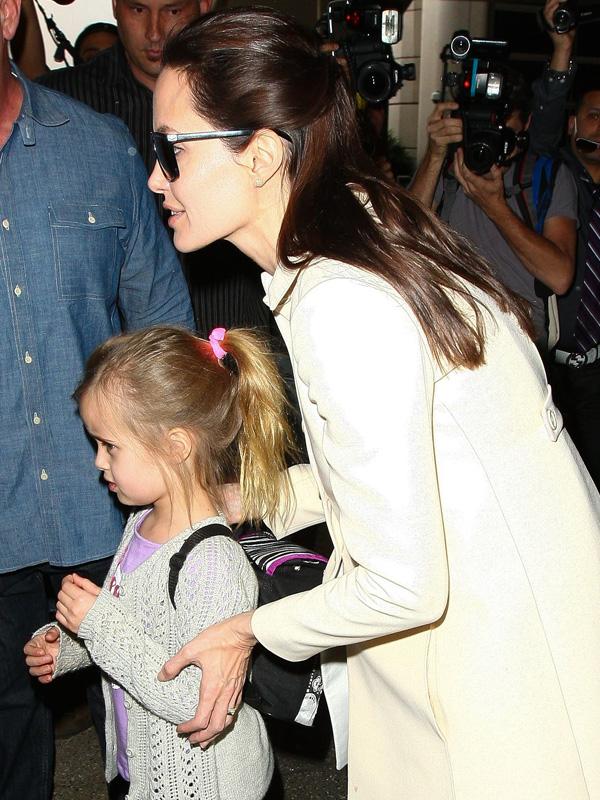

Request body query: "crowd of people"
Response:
[1, 0, 600, 799]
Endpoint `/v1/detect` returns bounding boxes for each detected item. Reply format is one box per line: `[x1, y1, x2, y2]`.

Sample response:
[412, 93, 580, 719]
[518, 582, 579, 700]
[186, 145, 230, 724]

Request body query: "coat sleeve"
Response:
[78, 537, 257, 724]
[251, 276, 449, 661]
[264, 463, 326, 538]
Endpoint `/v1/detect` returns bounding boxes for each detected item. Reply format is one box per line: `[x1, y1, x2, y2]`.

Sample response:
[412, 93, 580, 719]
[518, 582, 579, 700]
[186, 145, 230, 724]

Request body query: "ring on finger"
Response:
[226, 707, 238, 716]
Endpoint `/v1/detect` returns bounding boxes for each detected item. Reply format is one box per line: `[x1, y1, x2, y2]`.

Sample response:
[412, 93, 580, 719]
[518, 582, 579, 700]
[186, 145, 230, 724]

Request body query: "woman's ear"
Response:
[166, 427, 194, 464]
[240, 129, 286, 188]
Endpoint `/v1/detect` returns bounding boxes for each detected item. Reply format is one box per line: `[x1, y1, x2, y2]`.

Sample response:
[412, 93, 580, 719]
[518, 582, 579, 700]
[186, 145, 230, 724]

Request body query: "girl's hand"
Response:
[56, 574, 101, 635]
[158, 611, 256, 746]
[24, 626, 60, 683]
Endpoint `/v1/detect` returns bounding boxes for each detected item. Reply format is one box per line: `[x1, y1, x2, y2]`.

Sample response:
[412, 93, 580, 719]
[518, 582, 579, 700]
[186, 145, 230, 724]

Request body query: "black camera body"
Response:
[325, 1, 415, 104]
[552, 0, 600, 34]
[441, 31, 522, 175]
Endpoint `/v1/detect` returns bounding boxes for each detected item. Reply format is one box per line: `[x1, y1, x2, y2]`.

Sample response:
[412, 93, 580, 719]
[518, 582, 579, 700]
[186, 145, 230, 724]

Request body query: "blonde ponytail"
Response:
[223, 329, 296, 525]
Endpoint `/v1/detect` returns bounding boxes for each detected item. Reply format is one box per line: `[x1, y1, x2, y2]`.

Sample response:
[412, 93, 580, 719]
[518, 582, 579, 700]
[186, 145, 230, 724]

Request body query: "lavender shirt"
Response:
[108, 509, 162, 780]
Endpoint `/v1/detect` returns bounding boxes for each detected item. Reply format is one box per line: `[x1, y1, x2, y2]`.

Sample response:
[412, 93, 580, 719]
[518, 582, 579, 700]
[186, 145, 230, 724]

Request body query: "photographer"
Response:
[411, 66, 577, 352]
[532, 0, 600, 488]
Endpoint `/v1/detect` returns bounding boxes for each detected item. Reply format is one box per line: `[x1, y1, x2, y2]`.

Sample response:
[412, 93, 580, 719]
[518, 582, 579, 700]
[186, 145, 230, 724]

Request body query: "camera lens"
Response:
[357, 62, 392, 104]
[553, 7, 574, 33]
[465, 132, 498, 175]
[450, 34, 471, 59]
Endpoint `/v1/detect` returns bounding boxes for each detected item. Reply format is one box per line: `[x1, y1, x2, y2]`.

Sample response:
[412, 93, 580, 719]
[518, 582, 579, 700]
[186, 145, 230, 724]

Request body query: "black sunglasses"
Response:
[151, 129, 254, 181]
[576, 136, 600, 154]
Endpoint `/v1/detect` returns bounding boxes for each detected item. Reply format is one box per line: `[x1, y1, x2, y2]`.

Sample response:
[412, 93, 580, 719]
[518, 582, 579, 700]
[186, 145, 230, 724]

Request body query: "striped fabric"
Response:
[238, 530, 328, 576]
[575, 189, 600, 353]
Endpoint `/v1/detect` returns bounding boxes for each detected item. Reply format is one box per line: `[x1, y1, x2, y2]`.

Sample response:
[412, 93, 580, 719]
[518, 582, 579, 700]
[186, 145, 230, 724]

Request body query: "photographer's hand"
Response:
[453, 149, 506, 216]
[543, 0, 575, 69]
[454, 150, 575, 296]
[409, 102, 463, 207]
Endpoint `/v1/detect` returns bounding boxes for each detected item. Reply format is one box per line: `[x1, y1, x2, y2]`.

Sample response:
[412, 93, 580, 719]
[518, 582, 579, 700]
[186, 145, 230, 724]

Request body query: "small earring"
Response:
[255, 177, 264, 188]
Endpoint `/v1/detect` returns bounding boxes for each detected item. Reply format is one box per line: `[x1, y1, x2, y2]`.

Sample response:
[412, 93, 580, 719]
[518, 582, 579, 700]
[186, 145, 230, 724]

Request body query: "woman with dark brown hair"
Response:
[149, 8, 600, 799]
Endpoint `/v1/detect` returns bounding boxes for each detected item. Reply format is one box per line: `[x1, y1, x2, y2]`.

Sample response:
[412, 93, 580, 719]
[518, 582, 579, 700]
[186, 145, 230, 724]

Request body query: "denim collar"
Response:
[10, 63, 69, 146]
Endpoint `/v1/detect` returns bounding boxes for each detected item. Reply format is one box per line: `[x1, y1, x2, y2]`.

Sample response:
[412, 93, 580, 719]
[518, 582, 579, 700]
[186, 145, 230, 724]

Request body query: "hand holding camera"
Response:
[543, 0, 600, 35]
[426, 101, 463, 160]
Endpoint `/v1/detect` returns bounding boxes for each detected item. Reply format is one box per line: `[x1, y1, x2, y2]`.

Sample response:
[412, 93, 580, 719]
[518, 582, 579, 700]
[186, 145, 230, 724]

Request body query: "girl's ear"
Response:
[166, 427, 193, 464]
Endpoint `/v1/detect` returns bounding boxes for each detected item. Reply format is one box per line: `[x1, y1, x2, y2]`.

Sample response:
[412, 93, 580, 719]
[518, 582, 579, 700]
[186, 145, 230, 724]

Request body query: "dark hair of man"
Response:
[163, 7, 534, 370]
[74, 22, 119, 64]
[571, 69, 600, 114]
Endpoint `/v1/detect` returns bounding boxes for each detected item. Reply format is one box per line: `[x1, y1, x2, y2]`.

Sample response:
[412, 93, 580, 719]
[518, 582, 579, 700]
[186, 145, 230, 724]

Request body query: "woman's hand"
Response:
[24, 626, 60, 683]
[158, 611, 256, 746]
[55, 574, 101, 635]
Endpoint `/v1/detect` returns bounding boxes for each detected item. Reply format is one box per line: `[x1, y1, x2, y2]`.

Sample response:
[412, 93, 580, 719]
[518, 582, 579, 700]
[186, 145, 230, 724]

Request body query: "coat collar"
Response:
[262, 262, 304, 317]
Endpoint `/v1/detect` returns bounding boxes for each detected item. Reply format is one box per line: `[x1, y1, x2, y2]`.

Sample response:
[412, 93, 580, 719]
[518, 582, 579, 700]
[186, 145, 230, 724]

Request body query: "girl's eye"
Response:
[173, 145, 183, 157]
[105, 443, 116, 453]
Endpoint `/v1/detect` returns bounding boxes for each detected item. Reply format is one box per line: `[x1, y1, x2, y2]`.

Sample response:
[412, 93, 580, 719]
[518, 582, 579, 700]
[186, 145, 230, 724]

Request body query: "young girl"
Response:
[24, 325, 294, 800]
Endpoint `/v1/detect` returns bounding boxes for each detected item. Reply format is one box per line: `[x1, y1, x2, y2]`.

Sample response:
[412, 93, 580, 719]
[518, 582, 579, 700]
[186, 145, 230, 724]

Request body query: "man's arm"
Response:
[115, 124, 195, 331]
[528, 0, 576, 156]
[409, 102, 462, 208]
[453, 150, 576, 295]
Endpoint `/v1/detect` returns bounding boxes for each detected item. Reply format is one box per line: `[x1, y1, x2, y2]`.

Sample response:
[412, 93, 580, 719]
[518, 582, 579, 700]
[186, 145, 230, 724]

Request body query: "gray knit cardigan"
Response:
[42, 511, 274, 800]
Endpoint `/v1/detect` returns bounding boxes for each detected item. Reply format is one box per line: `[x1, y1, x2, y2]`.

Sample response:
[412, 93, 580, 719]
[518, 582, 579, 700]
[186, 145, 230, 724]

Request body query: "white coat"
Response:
[251, 257, 600, 800]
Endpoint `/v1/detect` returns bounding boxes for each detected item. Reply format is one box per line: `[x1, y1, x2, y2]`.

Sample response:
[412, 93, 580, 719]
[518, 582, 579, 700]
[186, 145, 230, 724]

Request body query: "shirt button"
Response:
[124, 699, 131, 710]
[24, 351, 32, 364]
[14, 285, 22, 297]
[33, 413, 41, 425]
[40, 469, 48, 481]
[125, 748, 133, 758]
[88, 212, 96, 224]
[548, 408, 558, 431]
[2, 219, 9, 231]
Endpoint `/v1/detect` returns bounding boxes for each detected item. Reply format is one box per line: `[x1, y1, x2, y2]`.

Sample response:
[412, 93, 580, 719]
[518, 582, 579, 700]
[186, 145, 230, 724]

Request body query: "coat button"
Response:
[548, 408, 558, 430]
[2, 219, 9, 231]
[88, 212, 96, 224]
[125, 747, 133, 758]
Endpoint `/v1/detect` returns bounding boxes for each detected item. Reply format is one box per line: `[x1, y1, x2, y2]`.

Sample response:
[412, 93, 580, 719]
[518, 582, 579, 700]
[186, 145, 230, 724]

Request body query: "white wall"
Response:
[34, 0, 114, 69]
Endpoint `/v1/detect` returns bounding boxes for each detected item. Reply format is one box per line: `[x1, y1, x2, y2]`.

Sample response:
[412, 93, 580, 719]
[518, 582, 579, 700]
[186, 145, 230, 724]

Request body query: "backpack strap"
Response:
[168, 523, 233, 608]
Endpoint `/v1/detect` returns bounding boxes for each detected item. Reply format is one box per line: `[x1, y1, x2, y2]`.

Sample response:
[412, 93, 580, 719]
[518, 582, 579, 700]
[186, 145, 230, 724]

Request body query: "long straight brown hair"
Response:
[163, 7, 534, 369]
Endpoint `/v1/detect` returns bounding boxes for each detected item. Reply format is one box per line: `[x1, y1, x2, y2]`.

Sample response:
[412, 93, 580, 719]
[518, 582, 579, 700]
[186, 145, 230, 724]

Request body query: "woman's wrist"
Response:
[236, 610, 258, 649]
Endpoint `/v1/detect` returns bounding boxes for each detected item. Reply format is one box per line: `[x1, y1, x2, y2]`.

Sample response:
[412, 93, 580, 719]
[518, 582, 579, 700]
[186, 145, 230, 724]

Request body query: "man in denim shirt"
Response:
[0, 2, 193, 798]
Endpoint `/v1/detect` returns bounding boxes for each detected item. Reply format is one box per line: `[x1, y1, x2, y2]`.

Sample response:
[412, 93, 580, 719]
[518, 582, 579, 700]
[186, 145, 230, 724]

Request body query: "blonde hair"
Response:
[74, 325, 295, 525]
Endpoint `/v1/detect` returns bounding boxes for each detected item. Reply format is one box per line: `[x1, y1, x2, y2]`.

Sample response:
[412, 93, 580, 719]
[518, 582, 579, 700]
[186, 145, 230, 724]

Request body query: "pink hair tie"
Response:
[209, 327, 238, 375]
[209, 327, 228, 360]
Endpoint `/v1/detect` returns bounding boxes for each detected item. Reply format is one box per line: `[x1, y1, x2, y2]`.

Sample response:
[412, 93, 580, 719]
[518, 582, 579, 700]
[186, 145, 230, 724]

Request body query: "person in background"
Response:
[530, 0, 600, 489]
[146, 9, 600, 799]
[0, 2, 193, 798]
[409, 68, 577, 353]
[74, 21, 118, 65]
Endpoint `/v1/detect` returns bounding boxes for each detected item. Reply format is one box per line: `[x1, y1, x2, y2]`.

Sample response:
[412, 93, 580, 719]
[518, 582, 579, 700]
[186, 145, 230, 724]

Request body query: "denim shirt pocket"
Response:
[49, 202, 126, 299]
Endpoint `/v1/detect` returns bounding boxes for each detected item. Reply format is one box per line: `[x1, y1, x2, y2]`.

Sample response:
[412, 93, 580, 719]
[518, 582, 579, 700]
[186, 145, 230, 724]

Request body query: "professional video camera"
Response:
[440, 31, 528, 175]
[549, 0, 600, 34]
[320, 1, 416, 104]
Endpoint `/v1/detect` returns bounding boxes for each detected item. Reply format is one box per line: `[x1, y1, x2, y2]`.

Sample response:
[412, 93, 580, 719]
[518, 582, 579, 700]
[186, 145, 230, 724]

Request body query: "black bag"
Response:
[168, 524, 327, 726]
